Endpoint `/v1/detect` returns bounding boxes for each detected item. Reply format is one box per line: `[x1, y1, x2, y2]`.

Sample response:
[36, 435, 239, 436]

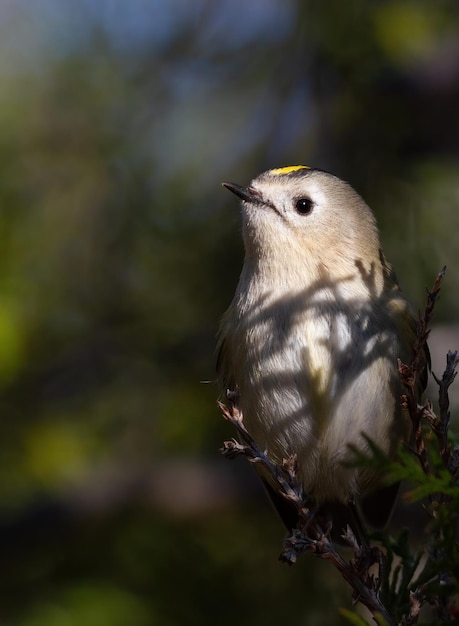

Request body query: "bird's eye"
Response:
[295, 197, 313, 215]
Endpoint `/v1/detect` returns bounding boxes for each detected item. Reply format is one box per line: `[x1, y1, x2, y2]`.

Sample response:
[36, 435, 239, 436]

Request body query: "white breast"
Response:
[230, 285, 400, 503]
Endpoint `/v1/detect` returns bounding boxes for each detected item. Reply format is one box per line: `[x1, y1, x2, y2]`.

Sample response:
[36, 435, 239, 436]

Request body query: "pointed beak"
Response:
[222, 182, 263, 204]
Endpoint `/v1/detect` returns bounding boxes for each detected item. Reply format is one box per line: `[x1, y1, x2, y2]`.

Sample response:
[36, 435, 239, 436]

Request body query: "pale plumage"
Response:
[218, 166, 426, 533]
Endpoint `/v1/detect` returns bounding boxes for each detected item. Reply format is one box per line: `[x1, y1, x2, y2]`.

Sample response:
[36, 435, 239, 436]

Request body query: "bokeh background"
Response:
[0, 1, 458, 624]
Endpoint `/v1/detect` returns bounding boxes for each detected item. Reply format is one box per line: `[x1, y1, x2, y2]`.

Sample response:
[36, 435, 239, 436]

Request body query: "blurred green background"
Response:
[0, 1, 458, 624]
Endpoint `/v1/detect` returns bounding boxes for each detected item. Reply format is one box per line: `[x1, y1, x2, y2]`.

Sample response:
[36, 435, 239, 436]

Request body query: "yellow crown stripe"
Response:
[269, 165, 310, 176]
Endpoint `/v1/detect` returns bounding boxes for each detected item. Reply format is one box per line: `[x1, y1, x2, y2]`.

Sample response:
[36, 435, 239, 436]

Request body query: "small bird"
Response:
[217, 165, 427, 538]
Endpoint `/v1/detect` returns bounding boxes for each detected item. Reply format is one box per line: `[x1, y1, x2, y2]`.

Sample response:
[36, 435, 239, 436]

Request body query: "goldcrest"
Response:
[218, 165, 427, 535]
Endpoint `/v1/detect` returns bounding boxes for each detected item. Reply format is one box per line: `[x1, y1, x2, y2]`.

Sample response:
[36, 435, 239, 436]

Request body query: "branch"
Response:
[397, 267, 459, 623]
[219, 401, 395, 625]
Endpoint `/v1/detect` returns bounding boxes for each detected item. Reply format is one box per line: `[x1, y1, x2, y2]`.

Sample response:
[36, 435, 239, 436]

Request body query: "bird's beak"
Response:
[222, 182, 262, 204]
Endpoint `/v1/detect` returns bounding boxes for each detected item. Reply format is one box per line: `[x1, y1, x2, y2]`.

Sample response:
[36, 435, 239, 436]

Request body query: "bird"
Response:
[217, 165, 427, 540]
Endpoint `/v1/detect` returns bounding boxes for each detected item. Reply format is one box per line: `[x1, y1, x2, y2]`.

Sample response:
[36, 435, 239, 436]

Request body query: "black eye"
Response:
[295, 197, 313, 215]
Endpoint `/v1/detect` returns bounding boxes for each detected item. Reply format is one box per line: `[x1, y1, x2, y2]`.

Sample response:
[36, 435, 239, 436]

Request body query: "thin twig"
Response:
[398, 266, 447, 479]
[431, 350, 459, 463]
